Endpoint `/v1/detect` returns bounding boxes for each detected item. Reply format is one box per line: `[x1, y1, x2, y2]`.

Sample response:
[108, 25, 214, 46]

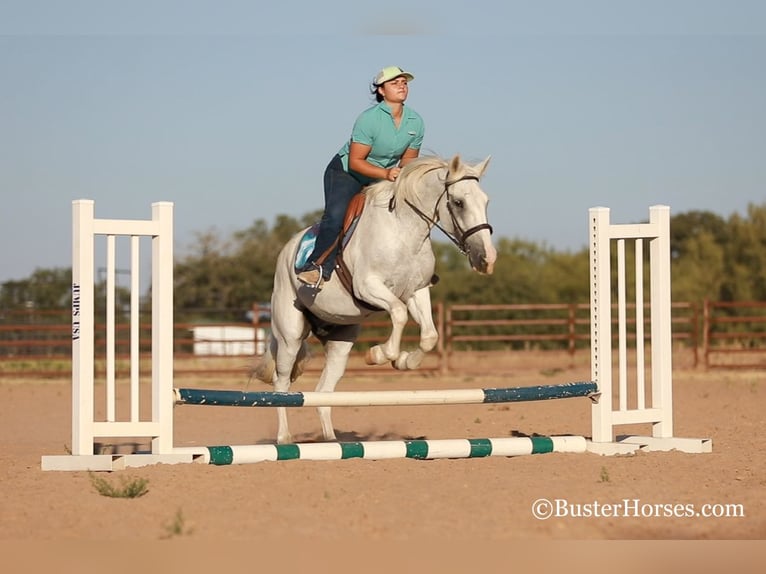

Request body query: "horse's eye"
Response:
[452, 199, 464, 209]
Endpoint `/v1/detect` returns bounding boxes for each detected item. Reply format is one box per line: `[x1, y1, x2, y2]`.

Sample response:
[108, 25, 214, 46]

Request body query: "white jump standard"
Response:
[40, 201, 711, 471]
[587, 206, 711, 455]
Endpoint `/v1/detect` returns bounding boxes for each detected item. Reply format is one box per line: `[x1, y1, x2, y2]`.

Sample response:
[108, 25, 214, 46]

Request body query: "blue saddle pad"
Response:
[294, 223, 320, 272]
[293, 217, 362, 273]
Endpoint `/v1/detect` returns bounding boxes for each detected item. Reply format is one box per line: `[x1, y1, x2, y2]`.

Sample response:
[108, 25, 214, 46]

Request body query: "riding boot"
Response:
[299, 155, 362, 286]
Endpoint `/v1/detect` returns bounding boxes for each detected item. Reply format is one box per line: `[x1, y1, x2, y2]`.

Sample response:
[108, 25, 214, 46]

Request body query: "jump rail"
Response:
[173, 382, 598, 408]
[40, 202, 711, 471]
[175, 436, 587, 465]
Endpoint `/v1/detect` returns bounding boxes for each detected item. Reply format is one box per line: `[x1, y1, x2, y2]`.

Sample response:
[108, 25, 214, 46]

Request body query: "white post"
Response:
[589, 207, 613, 443]
[71, 200, 96, 456]
[106, 235, 116, 422]
[152, 202, 175, 455]
[649, 205, 674, 438]
[130, 236, 140, 422]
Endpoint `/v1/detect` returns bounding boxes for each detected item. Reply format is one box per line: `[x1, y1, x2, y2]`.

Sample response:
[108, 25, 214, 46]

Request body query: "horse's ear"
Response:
[475, 156, 491, 177]
[449, 155, 462, 174]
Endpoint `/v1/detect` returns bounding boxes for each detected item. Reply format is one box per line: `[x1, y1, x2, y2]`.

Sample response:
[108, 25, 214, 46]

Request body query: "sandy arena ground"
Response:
[0, 351, 763, 552]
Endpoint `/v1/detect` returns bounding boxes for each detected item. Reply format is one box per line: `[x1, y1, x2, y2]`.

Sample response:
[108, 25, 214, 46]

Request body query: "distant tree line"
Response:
[2, 203, 765, 315]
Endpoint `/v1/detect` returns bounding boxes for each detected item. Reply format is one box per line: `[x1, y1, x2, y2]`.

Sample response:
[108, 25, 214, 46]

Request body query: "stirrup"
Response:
[297, 264, 324, 289]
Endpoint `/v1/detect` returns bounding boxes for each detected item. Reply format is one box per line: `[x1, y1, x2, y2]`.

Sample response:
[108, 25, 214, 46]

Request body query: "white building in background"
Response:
[190, 325, 266, 356]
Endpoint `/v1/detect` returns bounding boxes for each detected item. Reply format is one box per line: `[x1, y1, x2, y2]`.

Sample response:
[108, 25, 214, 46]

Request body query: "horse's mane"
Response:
[365, 155, 459, 208]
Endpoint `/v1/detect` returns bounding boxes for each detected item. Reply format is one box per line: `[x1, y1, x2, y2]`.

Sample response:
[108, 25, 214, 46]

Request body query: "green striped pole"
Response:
[174, 381, 598, 408]
[174, 436, 586, 465]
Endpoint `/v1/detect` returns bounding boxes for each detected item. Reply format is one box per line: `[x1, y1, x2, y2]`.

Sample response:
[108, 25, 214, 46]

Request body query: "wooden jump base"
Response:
[174, 436, 587, 465]
[173, 381, 598, 408]
[40, 202, 712, 472]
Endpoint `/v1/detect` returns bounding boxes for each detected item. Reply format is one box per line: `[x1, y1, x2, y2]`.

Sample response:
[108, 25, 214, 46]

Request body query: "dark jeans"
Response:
[304, 154, 363, 279]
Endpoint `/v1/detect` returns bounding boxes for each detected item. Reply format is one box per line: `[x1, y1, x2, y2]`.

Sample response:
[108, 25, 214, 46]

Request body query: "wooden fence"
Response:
[1, 300, 764, 377]
[703, 300, 766, 369]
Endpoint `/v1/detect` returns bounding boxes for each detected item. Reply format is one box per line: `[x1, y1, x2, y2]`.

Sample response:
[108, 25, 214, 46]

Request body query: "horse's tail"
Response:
[251, 335, 312, 385]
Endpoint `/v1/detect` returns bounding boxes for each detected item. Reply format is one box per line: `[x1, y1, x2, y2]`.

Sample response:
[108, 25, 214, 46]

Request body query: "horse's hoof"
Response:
[366, 346, 386, 365]
[393, 351, 423, 370]
[277, 434, 293, 445]
[393, 352, 410, 370]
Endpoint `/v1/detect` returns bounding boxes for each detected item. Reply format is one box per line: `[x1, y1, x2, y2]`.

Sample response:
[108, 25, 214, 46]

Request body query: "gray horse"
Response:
[255, 155, 496, 444]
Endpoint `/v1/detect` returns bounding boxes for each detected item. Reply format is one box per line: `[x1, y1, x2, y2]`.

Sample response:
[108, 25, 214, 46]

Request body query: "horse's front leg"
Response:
[392, 287, 438, 370]
[355, 278, 408, 365]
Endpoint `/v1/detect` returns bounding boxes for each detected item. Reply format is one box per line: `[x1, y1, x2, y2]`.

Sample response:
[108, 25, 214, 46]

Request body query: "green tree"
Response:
[173, 229, 240, 310]
[430, 238, 589, 305]
[0, 268, 71, 310]
[721, 204, 766, 301]
[670, 210, 727, 261]
[173, 210, 322, 313]
[671, 231, 725, 303]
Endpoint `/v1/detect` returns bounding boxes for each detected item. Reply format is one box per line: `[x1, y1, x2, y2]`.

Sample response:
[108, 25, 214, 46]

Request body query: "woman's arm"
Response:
[348, 142, 399, 181]
[348, 143, 421, 182]
[398, 147, 420, 167]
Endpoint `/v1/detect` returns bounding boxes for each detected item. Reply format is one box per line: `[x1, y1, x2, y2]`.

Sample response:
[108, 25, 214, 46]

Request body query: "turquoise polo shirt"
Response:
[338, 101, 425, 185]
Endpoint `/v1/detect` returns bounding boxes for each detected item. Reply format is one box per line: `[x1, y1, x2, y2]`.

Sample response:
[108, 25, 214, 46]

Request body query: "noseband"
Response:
[403, 174, 493, 254]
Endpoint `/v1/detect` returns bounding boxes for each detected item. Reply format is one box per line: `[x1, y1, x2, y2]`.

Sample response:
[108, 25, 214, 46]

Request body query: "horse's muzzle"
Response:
[468, 242, 497, 275]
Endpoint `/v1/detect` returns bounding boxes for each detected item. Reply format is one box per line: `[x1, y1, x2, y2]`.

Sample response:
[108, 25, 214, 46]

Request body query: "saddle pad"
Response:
[294, 223, 320, 272]
[293, 192, 366, 272]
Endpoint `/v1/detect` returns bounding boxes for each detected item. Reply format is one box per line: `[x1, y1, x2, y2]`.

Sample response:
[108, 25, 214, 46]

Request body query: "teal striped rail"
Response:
[174, 381, 598, 408]
[174, 435, 587, 465]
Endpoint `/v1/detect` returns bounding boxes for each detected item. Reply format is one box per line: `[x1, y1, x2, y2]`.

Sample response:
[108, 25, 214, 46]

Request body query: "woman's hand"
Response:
[387, 167, 401, 181]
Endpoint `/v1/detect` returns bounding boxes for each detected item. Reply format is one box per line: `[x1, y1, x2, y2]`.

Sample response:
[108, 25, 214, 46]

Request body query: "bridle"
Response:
[401, 173, 493, 254]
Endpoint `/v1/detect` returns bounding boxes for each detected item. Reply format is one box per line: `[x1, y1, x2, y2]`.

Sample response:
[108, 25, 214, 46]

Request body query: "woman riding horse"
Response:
[297, 65, 425, 289]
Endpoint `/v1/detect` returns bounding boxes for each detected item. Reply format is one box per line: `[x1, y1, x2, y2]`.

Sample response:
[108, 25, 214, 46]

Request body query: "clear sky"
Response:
[1, 1, 765, 284]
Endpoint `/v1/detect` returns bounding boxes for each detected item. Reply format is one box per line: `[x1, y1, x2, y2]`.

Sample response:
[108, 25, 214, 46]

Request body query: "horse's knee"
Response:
[390, 304, 408, 327]
[420, 330, 438, 352]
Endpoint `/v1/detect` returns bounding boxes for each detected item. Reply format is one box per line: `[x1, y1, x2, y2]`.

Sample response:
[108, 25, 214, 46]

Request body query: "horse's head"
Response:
[436, 155, 497, 275]
[383, 154, 497, 274]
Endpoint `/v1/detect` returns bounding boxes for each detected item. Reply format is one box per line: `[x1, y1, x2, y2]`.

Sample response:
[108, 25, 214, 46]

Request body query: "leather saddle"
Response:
[295, 192, 373, 305]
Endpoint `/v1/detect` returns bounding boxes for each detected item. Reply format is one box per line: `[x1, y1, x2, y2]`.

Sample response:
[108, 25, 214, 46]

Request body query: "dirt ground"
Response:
[1, 351, 764, 551]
